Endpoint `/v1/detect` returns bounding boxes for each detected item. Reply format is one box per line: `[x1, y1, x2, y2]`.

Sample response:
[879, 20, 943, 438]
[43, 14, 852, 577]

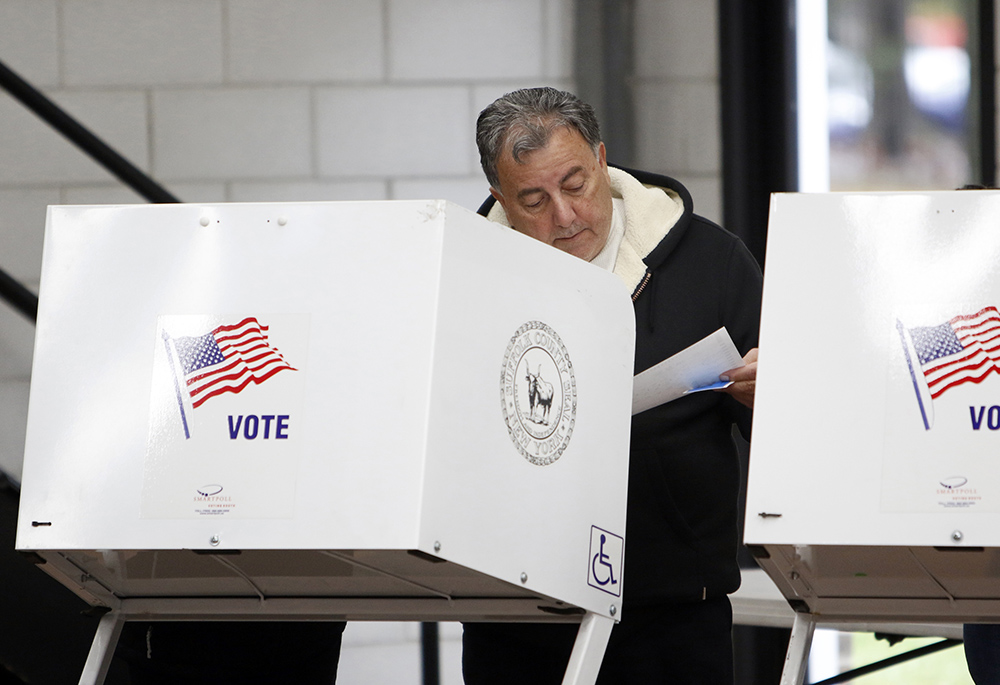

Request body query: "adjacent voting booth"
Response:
[745, 191, 1000, 684]
[15, 200, 636, 685]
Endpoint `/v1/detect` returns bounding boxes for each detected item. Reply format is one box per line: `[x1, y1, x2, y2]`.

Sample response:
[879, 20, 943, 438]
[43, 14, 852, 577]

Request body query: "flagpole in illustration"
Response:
[897, 306, 1000, 431]
[158, 317, 296, 440]
[897, 319, 932, 431]
[162, 329, 191, 439]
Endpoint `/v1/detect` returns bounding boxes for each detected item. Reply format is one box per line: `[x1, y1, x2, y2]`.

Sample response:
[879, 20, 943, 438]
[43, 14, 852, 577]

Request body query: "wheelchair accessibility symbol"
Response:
[587, 525, 623, 597]
[592, 535, 617, 586]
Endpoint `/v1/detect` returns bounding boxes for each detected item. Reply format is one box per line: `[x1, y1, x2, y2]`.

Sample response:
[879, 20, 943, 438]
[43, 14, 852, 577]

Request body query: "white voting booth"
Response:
[15, 200, 635, 685]
[746, 191, 1000, 683]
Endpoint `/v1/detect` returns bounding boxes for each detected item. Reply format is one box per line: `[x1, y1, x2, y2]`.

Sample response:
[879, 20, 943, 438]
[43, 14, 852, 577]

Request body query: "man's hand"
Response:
[717, 348, 758, 408]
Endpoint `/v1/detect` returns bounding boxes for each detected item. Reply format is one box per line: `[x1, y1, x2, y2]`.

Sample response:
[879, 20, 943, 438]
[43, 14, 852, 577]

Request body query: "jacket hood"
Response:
[482, 165, 692, 294]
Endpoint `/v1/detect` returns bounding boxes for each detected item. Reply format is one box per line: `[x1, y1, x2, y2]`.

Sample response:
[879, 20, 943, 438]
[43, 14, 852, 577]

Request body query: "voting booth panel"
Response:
[745, 191, 1000, 629]
[15, 200, 634, 638]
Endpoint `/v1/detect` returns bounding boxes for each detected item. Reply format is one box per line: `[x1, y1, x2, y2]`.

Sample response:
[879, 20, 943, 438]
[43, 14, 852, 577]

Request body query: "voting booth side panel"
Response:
[417, 205, 636, 617]
[744, 191, 1000, 618]
[16, 201, 452, 553]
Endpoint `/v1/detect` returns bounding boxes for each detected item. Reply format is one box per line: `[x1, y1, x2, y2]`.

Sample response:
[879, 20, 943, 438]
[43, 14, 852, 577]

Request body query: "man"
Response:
[463, 87, 761, 684]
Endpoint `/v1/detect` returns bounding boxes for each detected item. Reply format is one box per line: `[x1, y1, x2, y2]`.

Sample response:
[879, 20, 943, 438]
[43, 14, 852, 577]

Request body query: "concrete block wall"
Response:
[0, 0, 575, 482]
[633, 0, 722, 224]
[0, 1, 573, 683]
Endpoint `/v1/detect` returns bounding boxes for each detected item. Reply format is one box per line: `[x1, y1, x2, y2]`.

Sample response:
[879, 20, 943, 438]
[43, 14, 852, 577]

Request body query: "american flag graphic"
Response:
[171, 317, 296, 409]
[907, 306, 1000, 400]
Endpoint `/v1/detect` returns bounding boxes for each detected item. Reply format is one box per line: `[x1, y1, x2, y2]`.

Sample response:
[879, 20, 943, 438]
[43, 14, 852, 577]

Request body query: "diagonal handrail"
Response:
[0, 60, 180, 204]
[0, 264, 38, 323]
[0, 58, 182, 323]
[809, 638, 962, 685]
[1, 62, 444, 685]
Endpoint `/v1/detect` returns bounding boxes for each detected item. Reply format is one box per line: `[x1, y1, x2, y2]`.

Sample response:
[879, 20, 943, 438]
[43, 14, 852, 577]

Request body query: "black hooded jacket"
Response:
[480, 166, 762, 605]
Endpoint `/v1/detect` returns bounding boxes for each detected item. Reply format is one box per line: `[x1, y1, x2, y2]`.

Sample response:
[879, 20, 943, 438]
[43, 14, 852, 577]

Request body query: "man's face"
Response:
[491, 126, 613, 262]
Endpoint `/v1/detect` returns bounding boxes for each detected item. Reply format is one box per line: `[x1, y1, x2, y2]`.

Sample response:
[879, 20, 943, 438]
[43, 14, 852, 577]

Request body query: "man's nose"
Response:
[551, 195, 576, 228]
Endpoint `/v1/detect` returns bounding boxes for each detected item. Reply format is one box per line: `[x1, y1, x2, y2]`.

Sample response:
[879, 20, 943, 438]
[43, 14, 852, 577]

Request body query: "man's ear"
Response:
[489, 186, 505, 210]
[598, 141, 608, 171]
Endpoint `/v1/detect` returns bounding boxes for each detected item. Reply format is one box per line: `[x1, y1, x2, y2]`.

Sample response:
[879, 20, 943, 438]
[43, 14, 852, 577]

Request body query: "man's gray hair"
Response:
[476, 87, 602, 191]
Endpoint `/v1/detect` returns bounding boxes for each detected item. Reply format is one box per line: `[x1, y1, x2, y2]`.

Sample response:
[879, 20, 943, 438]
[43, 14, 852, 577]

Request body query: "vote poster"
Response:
[884, 302, 1000, 513]
[141, 313, 310, 519]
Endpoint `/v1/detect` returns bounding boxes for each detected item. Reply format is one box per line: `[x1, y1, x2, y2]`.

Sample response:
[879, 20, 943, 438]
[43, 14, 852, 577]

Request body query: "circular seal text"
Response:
[501, 321, 577, 465]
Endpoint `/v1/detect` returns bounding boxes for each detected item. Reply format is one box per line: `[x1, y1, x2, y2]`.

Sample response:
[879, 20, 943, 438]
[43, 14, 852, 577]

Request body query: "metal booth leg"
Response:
[79, 611, 125, 685]
[780, 612, 816, 685]
[561, 611, 615, 685]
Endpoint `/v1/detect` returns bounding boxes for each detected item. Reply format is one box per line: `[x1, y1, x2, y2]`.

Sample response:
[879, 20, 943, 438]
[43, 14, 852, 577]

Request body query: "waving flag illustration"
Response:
[163, 317, 296, 438]
[897, 306, 1000, 430]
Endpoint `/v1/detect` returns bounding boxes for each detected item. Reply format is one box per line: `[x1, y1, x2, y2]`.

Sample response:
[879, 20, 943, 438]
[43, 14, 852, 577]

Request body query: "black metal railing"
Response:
[0, 58, 450, 685]
[0, 61, 179, 205]
[0, 58, 182, 323]
[810, 637, 962, 685]
[0, 263, 38, 323]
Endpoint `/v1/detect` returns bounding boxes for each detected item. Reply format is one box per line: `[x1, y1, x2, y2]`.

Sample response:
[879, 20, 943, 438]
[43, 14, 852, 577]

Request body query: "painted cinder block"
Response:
[0, 304, 35, 382]
[164, 183, 229, 203]
[634, 82, 720, 175]
[678, 175, 722, 226]
[153, 88, 312, 180]
[228, 0, 384, 82]
[0, 91, 149, 185]
[229, 180, 389, 203]
[392, 177, 490, 214]
[388, 0, 544, 80]
[0, 380, 29, 483]
[62, 0, 224, 86]
[62, 185, 146, 206]
[635, 0, 718, 79]
[0, 188, 59, 283]
[316, 86, 471, 177]
[60, 181, 225, 205]
[0, 0, 59, 87]
[544, 0, 575, 80]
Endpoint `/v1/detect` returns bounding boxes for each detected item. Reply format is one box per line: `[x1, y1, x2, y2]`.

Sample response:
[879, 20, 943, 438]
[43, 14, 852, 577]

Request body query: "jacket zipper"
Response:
[631, 271, 652, 302]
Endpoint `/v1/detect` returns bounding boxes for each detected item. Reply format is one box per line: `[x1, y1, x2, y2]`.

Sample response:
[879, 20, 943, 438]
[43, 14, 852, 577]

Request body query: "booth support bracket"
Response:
[561, 611, 615, 685]
[79, 610, 125, 685]
[780, 612, 816, 685]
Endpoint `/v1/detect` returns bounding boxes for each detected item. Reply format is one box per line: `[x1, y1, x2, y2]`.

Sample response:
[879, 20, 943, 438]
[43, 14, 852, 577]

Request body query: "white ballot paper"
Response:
[631, 327, 743, 415]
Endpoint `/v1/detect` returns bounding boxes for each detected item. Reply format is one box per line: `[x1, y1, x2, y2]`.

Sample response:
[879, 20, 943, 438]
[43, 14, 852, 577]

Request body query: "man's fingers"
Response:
[719, 348, 759, 383]
[721, 361, 757, 383]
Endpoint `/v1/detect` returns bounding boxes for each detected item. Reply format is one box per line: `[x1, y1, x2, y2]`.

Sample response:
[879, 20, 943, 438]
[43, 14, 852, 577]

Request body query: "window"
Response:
[797, 0, 991, 192]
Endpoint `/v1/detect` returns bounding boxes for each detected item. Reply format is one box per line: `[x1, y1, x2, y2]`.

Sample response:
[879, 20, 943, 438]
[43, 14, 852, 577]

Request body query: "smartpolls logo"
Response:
[935, 476, 980, 509]
[162, 317, 296, 439]
[896, 306, 1000, 430]
[194, 483, 235, 515]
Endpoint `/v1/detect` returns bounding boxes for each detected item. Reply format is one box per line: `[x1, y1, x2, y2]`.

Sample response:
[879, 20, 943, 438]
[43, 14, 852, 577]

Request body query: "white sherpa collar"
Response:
[485, 167, 684, 294]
